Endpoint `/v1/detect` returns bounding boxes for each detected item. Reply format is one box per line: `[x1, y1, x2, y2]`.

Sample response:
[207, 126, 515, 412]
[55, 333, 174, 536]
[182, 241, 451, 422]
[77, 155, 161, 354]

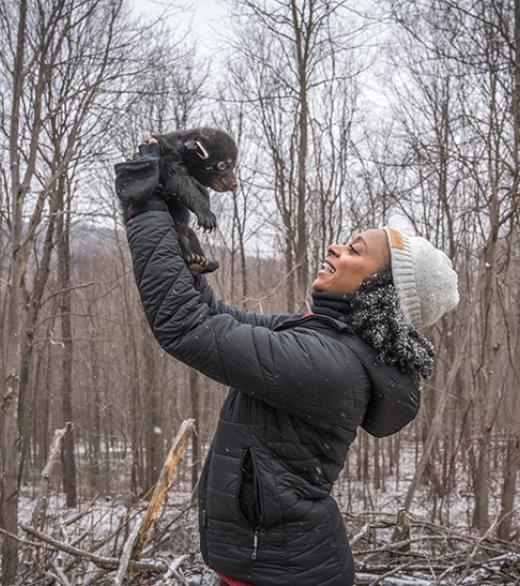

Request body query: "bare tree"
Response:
[387, 0, 520, 533]
[0, 0, 145, 577]
[227, 0, 363, 310]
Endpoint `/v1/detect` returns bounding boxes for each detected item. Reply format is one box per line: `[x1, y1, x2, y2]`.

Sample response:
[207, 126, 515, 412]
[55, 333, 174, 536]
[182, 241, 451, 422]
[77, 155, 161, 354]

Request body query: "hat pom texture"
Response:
[383, 227, 459, 330]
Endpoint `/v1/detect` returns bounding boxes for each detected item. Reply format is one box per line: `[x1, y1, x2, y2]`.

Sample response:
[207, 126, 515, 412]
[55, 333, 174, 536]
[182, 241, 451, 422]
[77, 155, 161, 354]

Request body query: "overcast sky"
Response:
[127, 0, 413, 238]
[129, 0, 231, 58]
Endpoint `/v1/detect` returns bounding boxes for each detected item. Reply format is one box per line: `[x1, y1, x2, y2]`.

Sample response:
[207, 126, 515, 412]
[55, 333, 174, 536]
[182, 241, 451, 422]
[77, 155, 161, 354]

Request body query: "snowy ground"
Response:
[8, 438, 520, 585]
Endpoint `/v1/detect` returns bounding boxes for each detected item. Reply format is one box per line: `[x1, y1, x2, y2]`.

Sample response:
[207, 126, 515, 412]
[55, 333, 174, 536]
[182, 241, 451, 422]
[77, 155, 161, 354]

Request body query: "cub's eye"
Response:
[205, 166, 213, 170]
[216, 161, 227, 171]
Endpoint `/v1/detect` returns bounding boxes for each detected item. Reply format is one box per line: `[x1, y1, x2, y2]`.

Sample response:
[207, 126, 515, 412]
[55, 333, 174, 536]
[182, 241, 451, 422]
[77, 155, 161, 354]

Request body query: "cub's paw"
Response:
[197, 210, 217, 232]
[200, 259, 219, 274]
[186, 253, 208, 275]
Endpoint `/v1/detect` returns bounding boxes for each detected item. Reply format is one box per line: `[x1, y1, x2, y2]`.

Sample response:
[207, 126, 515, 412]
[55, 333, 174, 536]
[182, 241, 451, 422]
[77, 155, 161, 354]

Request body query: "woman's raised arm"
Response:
[125, 206, 367, 428]
[194, 274, 290, 329]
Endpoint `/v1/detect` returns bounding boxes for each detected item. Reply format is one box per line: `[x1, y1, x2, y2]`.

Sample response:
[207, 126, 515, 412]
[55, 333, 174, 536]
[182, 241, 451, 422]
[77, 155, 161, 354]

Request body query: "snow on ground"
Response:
[11, 437, 519, 585]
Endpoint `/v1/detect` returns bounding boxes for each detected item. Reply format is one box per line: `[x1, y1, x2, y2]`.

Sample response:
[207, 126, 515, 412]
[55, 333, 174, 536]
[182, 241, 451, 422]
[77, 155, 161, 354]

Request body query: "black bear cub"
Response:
[116, 127, 238, 274]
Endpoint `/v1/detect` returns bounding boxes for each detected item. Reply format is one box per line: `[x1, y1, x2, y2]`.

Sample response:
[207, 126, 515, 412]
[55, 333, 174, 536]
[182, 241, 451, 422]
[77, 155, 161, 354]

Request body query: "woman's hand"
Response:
[114, 141, 163, 215]
[115, 138, 179, 217]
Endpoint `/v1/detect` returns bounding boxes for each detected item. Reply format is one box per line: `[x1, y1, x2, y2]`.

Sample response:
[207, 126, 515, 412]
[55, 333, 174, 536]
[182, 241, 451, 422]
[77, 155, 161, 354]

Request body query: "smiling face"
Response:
[312, 228, 390, 293]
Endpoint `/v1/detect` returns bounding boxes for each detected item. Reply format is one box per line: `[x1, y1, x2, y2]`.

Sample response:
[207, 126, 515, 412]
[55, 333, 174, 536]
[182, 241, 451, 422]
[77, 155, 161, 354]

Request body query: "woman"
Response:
[117, 144, 458, 586]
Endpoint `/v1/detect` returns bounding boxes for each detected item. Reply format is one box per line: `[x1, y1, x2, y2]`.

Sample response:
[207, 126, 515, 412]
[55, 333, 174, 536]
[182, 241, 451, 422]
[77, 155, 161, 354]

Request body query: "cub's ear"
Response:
[184, 139, 209, 160]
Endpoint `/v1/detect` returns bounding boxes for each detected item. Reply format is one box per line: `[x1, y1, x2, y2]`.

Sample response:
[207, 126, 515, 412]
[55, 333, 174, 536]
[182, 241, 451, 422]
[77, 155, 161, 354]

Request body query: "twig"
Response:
[160, 555, 189, 584]
[356, 573, 433, 586]
[351, 522, 370, 547]
[466, 508, 520, 569]
[370, 561, 420, 586]
[50, 561, 72, 586]
[0, 526, 44, 549]
[113, 520, 141, 585]
[19, 523, 167, 573]
[63, 495, 98, 526]
[83, 569, 111, 586]
[356, 534, 449, 555]
[436, 552, 519, 582]
[48, 504, 144, 586]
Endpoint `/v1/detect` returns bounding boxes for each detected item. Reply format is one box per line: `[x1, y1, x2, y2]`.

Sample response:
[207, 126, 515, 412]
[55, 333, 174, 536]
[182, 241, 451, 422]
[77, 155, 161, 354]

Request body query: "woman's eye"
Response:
[349, 243, 359, 254]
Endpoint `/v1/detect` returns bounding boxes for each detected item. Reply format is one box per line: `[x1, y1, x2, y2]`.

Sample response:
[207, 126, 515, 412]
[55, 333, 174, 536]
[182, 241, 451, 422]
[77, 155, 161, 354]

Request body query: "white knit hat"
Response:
[383, 227, 459, 330]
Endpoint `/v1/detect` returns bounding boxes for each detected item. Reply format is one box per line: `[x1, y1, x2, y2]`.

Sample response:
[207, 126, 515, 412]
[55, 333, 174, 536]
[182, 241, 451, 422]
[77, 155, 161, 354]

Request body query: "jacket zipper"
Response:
[251, 529, 259, 560]
[249, 448, 263, 561]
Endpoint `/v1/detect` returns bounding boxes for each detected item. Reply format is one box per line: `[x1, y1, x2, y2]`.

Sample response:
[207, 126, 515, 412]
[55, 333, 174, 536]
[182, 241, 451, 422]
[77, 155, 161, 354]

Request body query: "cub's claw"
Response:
[186, 253, 207, 266]
[186, 253, 209, 275]
[201, 259, 219, 274]
[197, 210, 217, 231]
[185, 252, 219, 275]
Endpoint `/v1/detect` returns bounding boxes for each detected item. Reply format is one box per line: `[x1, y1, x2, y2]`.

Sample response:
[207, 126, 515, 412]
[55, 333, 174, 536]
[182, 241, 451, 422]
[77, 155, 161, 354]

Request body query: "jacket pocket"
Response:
[237, 447, 264, 530]
[198, 445, 213, 562]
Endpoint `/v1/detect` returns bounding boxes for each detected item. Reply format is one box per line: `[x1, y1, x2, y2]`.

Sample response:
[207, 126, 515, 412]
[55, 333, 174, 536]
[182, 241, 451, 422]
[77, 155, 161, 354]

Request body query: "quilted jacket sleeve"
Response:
[126, 209, 357, 424]
[194, 275, 290, 329]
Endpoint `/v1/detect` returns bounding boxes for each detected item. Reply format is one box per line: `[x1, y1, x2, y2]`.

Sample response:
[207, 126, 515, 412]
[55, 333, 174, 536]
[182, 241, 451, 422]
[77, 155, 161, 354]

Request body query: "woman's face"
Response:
[312, 228, 390, 293]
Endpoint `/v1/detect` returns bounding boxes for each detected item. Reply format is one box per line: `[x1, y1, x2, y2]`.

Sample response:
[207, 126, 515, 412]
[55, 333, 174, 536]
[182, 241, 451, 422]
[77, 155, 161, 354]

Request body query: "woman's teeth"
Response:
[321, 260, 336, 274]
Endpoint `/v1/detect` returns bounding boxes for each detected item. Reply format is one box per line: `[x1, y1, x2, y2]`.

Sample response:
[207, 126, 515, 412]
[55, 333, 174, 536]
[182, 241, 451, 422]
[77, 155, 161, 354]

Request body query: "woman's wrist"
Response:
[125, 195, 169, 223]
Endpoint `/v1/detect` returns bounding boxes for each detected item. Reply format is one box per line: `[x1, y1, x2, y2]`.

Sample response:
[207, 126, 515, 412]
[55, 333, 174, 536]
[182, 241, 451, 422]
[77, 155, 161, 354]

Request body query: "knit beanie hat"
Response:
[383, 227, 459, 330]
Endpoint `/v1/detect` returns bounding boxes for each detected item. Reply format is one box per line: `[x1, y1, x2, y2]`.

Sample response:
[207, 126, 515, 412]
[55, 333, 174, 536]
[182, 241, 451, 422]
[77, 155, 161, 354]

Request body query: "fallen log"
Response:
[131, 418, 195, 559]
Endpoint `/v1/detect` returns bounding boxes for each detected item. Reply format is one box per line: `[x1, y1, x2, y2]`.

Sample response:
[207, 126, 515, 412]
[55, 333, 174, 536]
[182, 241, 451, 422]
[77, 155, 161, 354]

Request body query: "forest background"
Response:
[0, 0, 519, 584]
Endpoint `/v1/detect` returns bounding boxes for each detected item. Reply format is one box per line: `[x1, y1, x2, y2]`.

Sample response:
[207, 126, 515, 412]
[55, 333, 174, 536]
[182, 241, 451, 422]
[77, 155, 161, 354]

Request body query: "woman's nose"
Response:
[328, 243, 342, 256]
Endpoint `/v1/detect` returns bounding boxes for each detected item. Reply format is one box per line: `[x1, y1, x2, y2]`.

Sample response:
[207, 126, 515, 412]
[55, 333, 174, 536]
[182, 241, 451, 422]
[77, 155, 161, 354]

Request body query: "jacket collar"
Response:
[273, 312, 350, 333]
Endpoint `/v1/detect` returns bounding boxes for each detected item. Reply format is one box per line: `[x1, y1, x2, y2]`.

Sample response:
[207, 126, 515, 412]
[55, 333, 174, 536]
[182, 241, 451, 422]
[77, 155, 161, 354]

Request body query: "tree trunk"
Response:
[497, 0, 520, 540]
[17, 189, 58, 486]
[373, 437, 381, 490]
[290, 0, 309, 308]
[472, 437, 490, 531]
[497, 430, 520, 540]
[89, 317, 102, 492]
[0, 1, 28, 580]
[56, 181, 77, 507]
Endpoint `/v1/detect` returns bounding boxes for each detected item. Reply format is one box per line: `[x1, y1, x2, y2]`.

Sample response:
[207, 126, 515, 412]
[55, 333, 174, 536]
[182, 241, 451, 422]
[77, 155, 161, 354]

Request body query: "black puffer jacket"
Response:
[125, 206, 421, 586]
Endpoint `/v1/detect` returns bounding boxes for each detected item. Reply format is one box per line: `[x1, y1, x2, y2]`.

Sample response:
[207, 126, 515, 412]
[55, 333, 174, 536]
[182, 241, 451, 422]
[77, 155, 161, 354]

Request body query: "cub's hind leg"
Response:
[186, 227, 219, 274]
